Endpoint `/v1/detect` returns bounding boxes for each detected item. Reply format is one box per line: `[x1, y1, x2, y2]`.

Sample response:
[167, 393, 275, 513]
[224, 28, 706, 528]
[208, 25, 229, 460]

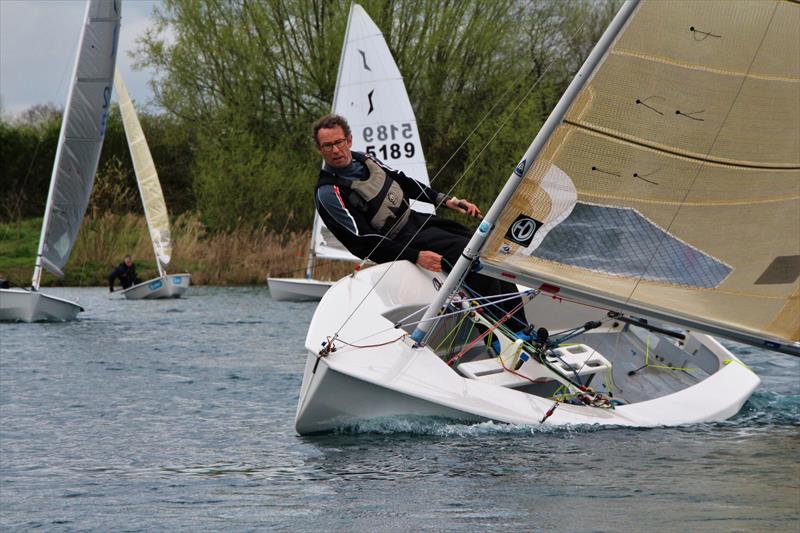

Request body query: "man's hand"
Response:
[446, 197, 482, 218]
[416, 250, 442, 272]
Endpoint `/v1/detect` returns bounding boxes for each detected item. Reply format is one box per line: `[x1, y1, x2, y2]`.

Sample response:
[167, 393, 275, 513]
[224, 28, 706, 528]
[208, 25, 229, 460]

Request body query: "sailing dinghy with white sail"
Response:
[268, 3, 433, 301]
[0, 0, 121, 322]
[295, 0, 800, 434]
[114, 71, 191, 300]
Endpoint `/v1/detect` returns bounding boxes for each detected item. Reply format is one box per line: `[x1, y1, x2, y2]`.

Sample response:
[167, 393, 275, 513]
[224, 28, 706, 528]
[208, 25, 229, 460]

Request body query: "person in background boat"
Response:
[312, 113, 526, 328]
[108, 255, 142, 292]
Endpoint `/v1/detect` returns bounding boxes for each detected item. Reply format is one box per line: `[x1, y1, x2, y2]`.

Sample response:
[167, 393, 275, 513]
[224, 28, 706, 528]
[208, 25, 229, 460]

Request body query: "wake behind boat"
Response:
[114, 71, 191, 300]
[295, 0, 799, 434]
[0, 0, 121, 322]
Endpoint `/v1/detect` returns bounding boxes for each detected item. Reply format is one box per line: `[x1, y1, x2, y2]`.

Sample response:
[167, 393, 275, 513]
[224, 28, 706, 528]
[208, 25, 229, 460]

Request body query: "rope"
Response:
[446, 299, 527, 366]
[319, 333, 407, 356]
[627, 336, 694, 375]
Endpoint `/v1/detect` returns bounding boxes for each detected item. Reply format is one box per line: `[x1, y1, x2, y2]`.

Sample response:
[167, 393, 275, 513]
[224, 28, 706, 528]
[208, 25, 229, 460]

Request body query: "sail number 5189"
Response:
[364, 123, 416, 160]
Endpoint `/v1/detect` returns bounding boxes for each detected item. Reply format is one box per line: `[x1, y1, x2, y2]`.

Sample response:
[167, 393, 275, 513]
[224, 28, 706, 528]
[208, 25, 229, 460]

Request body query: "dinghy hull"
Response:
[294, 262, 760, 435]
[121, 274, 191, 300]
[267, 277, 334, 302]
[0, 288, 83, 322]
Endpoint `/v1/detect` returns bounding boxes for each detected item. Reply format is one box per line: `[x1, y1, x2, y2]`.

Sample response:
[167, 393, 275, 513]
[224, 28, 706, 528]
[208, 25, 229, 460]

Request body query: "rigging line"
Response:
[623, 1, 782, 311]
[329, 15, 593, 340]
[398, 292, 533, 328]
[338, 288, 534, 347]
[354, 16, 595, 270]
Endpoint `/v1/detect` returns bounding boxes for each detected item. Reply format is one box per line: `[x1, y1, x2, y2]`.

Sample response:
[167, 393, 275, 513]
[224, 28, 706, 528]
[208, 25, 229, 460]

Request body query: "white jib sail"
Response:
[115, 70, 172, 273]
[33, 0, 122, 285]
[312, 3, 433, 263]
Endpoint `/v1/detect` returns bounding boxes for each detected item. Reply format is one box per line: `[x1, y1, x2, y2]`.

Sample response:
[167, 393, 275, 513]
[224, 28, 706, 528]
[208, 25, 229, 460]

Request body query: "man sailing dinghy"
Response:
[268, 3, 434, 301]
[295, 0, 799, 434]
[113, 71, 191, 299]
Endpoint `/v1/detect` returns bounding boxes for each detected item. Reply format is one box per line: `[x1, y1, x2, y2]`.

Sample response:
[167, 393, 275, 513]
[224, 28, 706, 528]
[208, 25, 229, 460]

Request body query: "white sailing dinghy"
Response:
[0, 0, 122, 322]
[268, 3, 433, 301]
[114, 71, 191, 300]
[295, 0, 800, 434]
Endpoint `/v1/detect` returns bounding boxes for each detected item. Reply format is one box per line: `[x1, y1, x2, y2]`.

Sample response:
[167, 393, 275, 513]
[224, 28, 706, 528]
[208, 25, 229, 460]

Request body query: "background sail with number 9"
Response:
[480, 0, 800, 354]
[311, 3, 433, 263]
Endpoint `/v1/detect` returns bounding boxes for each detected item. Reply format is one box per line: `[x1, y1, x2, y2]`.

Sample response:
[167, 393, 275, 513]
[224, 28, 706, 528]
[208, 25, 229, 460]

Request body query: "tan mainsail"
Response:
[482, 0, 800, 347]
[115, 71, 172, 270]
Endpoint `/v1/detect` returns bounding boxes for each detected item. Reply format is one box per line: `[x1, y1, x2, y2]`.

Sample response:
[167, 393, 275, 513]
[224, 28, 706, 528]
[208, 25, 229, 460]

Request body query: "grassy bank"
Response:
[0, 215, 353, 287]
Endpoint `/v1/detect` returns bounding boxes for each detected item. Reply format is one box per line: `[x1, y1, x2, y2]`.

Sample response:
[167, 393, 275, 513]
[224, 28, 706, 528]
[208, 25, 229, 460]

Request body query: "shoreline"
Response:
[0, 214, 354, 288]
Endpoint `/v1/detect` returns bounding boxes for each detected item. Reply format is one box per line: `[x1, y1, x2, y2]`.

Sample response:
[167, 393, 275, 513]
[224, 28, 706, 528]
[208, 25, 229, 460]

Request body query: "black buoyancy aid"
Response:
[317, 153, 410, 238]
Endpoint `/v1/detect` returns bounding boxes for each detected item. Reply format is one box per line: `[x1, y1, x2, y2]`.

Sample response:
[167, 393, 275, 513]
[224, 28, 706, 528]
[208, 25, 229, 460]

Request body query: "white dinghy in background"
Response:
[0, 0, 122, 322]
[114, 72, 191, 300]
[295, 0, 800, 434]
[268, 3, 433, 301]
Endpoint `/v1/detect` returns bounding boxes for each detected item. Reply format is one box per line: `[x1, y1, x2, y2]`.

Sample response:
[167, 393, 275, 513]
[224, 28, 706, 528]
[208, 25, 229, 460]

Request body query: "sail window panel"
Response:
[756, 256, 800, 285]
[485, 250, 796, 345]
[530, 203, 732, 289]
[77, 21, 120, 80]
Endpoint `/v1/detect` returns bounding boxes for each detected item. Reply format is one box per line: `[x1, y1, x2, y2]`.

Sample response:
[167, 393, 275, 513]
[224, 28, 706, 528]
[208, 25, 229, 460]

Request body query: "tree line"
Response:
[1, 0, 618, 233]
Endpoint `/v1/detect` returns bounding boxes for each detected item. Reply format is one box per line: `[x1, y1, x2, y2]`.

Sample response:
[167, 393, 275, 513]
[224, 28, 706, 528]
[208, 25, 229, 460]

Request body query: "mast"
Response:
[410, 0, 641, 345]
[305, 215, 319, 279]
[32, 0, 94, 290]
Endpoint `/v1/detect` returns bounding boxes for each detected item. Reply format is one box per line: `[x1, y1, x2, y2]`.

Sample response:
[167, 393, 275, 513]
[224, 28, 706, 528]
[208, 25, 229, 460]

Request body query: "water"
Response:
[1, 287, 798, 531]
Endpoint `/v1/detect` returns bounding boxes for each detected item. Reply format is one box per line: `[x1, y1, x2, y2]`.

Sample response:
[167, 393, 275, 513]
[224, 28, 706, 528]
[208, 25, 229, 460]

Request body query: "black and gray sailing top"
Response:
[315, 151, 448, 264]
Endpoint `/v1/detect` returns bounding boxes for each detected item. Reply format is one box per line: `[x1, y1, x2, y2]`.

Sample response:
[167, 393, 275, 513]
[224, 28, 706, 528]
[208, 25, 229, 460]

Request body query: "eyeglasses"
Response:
[318, 138, 348, 152]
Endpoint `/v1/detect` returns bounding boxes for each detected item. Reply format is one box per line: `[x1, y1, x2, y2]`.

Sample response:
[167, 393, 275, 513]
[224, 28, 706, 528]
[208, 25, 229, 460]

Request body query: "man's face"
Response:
[316, 126, 353, 168]
[124, 257, 132, 267]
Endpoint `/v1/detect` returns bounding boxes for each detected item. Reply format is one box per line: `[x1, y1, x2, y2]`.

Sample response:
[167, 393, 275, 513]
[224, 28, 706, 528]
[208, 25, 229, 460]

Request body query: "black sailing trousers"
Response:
[396, 212, 527, 329]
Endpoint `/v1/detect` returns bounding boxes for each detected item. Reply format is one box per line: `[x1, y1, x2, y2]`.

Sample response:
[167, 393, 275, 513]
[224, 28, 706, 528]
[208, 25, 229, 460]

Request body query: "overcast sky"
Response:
[1, 0, 165, 117]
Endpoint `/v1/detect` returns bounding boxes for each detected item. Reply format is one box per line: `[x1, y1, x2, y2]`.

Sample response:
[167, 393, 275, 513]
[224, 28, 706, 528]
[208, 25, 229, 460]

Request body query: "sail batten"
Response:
[563, 120, 800, 170]
[481, 0, 800, 352]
